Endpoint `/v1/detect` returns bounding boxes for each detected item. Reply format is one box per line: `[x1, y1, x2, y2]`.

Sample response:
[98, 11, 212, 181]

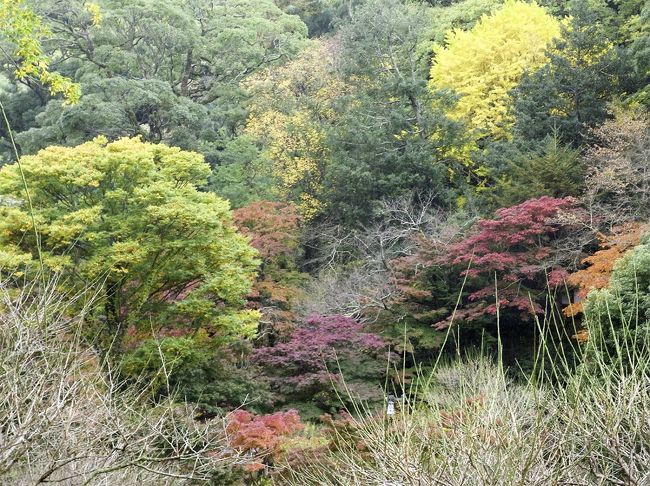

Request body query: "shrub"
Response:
[252, 315, 386, 419]
[0, 278, 245, 483]
[583, 233, 650, 361]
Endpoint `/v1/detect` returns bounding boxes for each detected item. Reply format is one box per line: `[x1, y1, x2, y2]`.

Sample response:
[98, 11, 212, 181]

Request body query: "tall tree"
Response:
[320, 0, 466, 226]
[512, 0, 628, 146]
[627, 0, 650, 106]
[3, 0, 308, 164]
[429, 0, 560, 142]
[242, 40, 345, 218]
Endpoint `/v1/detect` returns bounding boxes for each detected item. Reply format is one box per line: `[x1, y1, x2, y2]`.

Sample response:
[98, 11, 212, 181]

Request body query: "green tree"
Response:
[0, 137, 260, 355]
[3, 0, 308, 163]
[0, 0, 82, 161]
[512, 0, 628, 146]
[421, 0, 503, 46]
[583, 233, 650, 363]
[486, 135, 584, 208]
[320, 0, 465, 226]
[209, 134, 278, 209]
[0, 0, 81, 104]
[275, 0, 359, 37]
[627, 0, 650, 106]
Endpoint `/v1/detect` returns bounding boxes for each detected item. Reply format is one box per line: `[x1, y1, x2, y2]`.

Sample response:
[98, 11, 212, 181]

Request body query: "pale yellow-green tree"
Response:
[429, 0, 560, 140]
[244, 40, 347, 218]
[0, 0, 85, 103]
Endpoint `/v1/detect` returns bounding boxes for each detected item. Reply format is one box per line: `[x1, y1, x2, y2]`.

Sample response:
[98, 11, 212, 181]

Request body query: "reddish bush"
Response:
[252, 315, 386, 415]
[233, 201, 302, 261]
[227, 409, 303, 453]
[227, 409, 304, 472]
[436, 197, 579, 326]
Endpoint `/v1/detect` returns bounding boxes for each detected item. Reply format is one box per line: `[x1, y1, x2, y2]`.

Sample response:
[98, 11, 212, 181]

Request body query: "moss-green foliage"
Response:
[484, 136, 584, 208]
[209, 135, 278, 209]
[512, 0, 627, 146]
[2, 0, 307, 163]
[628, 0, 650, 106]
[319, 0, 464, 225]
[120, 335, 271, 415]
[0, 137, 260, 354]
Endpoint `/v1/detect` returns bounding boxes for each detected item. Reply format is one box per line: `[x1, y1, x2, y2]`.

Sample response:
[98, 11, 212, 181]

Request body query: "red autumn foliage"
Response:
[227, 409, 303, 456]
[234, 201, 305, 340]
[436, 197, 579, 327]
[451, 197, 575, 280]
[252, 315, 385, 405]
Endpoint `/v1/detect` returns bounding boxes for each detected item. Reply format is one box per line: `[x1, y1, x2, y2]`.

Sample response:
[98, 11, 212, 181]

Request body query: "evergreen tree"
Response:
[512, 0, 628, 146]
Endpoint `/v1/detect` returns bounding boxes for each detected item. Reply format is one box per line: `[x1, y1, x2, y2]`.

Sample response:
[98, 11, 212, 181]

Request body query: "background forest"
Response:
[0, 0, 649, 484]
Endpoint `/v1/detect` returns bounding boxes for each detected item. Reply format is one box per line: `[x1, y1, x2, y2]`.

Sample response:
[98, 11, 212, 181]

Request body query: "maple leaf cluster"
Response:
[227, 409, 303, 453]
[233, 201, 302, 261]
[227, 409, 304, 472]
[234, 200, 305, 339]
[252, 315, 385, 411]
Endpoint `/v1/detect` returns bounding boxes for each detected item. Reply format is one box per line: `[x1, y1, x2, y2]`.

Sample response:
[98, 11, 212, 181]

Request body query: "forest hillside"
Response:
[0, 0, 649, 484]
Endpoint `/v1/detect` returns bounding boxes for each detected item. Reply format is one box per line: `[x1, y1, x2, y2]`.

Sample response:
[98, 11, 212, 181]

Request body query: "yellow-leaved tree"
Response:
[429, 0, 560, 141]
[244, 40, 346, 218]
[0, 0, 86, 104]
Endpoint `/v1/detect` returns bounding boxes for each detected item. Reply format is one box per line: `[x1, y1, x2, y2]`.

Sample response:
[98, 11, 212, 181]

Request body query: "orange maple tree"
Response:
[233, 201, 304, 339]
[563, 222, 648, 317]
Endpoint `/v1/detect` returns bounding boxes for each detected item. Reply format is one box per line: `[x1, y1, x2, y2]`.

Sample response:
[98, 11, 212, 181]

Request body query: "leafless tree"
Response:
[582, 109, 650, 231]
[300, 192, 474, 320]
[0, 276, 245, 485]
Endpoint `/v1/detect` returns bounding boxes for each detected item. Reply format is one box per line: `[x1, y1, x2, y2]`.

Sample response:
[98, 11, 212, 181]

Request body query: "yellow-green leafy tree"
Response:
[0, 137, 260, 354]
[429, 0, 560, 141]
[0, 0, 83, 103]
[244, 40, 346, 218]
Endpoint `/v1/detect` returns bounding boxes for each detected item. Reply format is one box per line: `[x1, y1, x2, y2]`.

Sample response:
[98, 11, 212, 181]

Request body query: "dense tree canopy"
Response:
[0, 0, 82, 104]
[512, 0, 627, 146]
[0, 137, 259, 353]
[243, 40, 345, 217]
[2, 0, 308, 163]
[1, 0, 650, 474]
[430, 0, 560, 141]
[319, 0, 466, 225]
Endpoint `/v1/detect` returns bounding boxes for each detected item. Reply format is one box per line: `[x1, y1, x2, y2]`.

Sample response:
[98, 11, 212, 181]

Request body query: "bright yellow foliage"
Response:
[246, 109, 327, 218]
[84, 2, 102, 26]
[429, 1, 560, 140]
[0, 0, 81, 103]
[244, 40, 346, 218]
